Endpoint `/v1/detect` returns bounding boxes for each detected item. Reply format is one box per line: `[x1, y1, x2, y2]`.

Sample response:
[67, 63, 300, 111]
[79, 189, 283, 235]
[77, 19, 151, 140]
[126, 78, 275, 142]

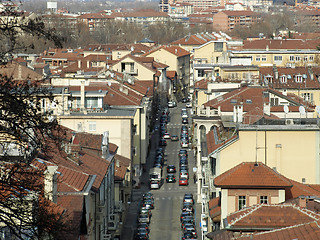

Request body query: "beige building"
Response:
[144, 46, 191, 95]
[232, 39, 320, 67]
[209, 125, 320, 185]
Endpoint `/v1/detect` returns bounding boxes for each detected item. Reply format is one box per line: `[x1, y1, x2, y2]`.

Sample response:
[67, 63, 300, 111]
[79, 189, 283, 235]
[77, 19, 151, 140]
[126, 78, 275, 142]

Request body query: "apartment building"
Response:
[212, 10, 259, 31]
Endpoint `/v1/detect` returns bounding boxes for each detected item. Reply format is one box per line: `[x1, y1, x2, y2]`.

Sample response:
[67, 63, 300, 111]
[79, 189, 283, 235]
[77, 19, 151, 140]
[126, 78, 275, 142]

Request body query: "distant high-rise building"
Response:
[47, 1, 57, 13]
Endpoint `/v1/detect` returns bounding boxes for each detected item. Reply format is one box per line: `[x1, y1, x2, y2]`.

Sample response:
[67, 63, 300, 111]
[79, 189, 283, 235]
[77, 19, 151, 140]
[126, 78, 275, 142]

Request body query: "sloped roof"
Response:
[0, 61, 44, 81]
[209, 197, 221, 219]
[194, 78, 211, 89]
[243, 39, 320, 50]
[203, 86, 314, 112]
[243, 107, 280, 125]
[214, 162, 293, 188]
[260, 66, 320, 90]
[227, 204, 320, 229]
[145, 45, 190, 57]
[221, 10, 258, 16]
[114, 154, 131, 181]
[237, 220, 320, 240]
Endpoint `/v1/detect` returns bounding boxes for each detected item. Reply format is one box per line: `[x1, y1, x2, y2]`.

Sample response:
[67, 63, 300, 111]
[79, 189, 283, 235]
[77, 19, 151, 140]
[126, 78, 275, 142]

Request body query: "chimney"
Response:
[78, 60, 81, 69]
[44, 166, 58, 203]
[299, 197, 307, 208]
[87, 60, 90, 69]
[263, 102, 271, 116]
[237, 105, 243, 123]
[101, 131, 110, 159]
[80, 81, 85, 111]
[116, 159, 120, 168]
[273, 65, 278, 80]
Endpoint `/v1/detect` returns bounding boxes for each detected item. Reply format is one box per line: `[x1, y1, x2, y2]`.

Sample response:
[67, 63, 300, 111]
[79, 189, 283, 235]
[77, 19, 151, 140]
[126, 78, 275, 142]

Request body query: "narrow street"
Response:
[121, 97, 200, 240]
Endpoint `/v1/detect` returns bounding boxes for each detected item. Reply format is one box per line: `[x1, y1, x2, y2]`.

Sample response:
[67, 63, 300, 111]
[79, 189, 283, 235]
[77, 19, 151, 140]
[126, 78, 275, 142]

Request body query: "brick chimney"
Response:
[101, 131, 109, 159]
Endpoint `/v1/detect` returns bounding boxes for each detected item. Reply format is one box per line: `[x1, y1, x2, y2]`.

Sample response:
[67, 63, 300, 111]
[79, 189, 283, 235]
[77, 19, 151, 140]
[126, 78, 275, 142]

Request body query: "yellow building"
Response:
[193, 41, 228, 64]
[232, 39, 320, 67]
[209, 125, 320, 185]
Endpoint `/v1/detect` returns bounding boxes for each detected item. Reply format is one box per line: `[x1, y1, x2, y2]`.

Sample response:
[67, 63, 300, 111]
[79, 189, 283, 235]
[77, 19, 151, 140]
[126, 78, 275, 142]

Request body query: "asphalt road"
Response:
[148, 102, 200, 240]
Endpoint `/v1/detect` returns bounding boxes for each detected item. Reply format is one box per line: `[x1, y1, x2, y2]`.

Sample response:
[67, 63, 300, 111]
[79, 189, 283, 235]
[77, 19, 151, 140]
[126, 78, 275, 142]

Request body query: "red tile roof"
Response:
[203, 86, 314, 113]
[214, 162, 293, 188]
[114, 154, 131, 180]
[206, 130, 238, 155]
[243, 39, 320, 50]
[237, 220, 320, 240]
[194, 78, 211, 89]
[227, 204, 320, 229]
[243, 107, 280, 124]
[222, 10, 258, 16]
[209, 197, 221, 219]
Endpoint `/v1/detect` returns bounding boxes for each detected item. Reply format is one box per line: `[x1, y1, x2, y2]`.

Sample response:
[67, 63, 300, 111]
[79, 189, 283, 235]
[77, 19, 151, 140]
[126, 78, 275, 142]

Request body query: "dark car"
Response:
[135, 228, 149, 240]
[166, 174, 176, 183]
[159, 138, 167, 146]
[182, 232, 196, 240]
[183, 193, 194, 205]
[167, 165, 176, 173]
[171, 135, 179, 141]
[179, 149, 188, 158]
[137, 223, 150, 233]
[182, 117, 188, 124]
[180, 165, 188, 172]
[142, 199, 154, 209]
[182, 202, 194, 213]
[180, 211, 193, 222]
[181, 217, 195, 228]
[182, 97, 188, 103]
[143, 192, 153, 201]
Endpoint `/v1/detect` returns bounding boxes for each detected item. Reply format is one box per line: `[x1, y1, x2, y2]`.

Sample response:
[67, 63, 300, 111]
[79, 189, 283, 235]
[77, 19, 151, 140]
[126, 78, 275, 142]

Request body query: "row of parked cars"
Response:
[181, 193, 197, 239]
[135, 192, 155, 240]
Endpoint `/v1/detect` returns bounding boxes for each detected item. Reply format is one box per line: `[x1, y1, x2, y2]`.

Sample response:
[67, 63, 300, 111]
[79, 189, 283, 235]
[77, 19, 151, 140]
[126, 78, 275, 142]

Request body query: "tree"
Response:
[0, 1, 71, 239]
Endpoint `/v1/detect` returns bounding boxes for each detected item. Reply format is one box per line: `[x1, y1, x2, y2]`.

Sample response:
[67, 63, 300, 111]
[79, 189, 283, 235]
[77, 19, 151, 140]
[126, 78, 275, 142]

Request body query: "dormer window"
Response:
[264, 75, 273, 84]
[280, 75, 287, 83]
[295, 75, 303, 83]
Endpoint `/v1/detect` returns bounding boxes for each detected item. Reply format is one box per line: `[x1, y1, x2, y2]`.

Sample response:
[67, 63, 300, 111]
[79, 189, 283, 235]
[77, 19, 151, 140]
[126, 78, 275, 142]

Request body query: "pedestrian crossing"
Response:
[154, 195, 184, 201]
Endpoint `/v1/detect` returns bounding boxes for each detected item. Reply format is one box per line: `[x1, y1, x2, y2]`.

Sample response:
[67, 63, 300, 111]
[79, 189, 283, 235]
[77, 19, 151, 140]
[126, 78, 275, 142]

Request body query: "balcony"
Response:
[196, 106, 220, 117]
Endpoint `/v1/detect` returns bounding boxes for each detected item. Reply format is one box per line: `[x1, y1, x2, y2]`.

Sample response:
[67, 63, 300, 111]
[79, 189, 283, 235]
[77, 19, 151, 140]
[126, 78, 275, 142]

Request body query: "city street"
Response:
[148, 101, 200, 240]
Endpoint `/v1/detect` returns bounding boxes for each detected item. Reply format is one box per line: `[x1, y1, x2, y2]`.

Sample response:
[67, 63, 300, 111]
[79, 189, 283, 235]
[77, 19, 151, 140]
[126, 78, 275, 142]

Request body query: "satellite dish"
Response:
[299, 106, 306, 115]
[108, 81, 111, 87]
[284, 105, 289, 114]
[106, 65, 109, 69]
[111, 73, 114, 78]
[287, 75, 292, 79]
[128, 78, 132, 84]
[131, 46, 134, 52]
[316, 106, 320, 115]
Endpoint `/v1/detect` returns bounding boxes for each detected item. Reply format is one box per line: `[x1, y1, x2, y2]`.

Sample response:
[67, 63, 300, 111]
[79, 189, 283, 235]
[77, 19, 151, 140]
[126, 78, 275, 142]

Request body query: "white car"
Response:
[168, 101, 177, 108]
[186, 102, 192, 108]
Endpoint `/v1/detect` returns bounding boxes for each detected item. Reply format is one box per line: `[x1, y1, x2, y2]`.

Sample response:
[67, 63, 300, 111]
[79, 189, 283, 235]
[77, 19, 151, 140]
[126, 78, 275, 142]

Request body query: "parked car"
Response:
[142, 199, 154, 209]
[181, 217, 194, 228]
[135, 228, 149, 240]
[179, 177, 188, 186]
[171, 135, 179, 141]
[182, 98, 188, 103]
[166, 174, 176, 183]
[159, 139, 167, 146]
[163, 132, 171, 139]
[180, 170, 189, 179]
[140, 207, 152, 219]
[167, 165, 176, 173]
[137, 222, 150, 233]
[182, 117, 188, 124]
[179, 149, 188, 158]
[182, 202, 194, 213]
[183, 193, 194, 205]
[180, 211, 193, 222]
[182, 232, 196, 240]
[168, 101, 177, 108]
[138, 214, 150, 223]
[186, 102, 192, 108]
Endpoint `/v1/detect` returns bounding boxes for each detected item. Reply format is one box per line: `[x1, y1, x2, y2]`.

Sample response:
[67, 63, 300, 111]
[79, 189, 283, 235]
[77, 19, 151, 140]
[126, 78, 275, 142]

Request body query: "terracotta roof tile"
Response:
[194, 78, 211, 89]
[214, 162, 293, 188]
[237, 220, 320, 240]
[243, 107, 280, 124]
[243, 39, 320, 50]
[114, 154, 131, 180]
[227, 204, 320, 229]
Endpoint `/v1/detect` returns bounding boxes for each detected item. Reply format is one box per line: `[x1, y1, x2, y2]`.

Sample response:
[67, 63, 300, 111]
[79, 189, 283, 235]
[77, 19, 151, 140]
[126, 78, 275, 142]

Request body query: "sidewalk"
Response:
[120, 130, 159, 240]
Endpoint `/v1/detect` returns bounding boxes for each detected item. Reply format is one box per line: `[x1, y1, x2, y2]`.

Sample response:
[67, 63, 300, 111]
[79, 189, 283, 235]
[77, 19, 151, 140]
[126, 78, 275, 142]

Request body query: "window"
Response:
[289, 55, 294, 61]
[255, 56, 260, 61]
[86, 97, 99, 109]
[198, 69, 205, 77]
[77, 123, 83, 132]
[214, 42, 223, 52]
[261, 56, 267, 61]
[303, 93, 313, 103]
[238, 196, 246, 210]
[260, 196, 268, 204]
[271, 98, 279, 106]
[274, 56, 282, 61]
[304, 56, 308, 62]
[280, 75, 287, 83]
[295, 56, 301, 61]
[89, 121, 96, 132]
[295, 75, 303, 83]
[309, 56, 314, 61]
[130, 62, 134, 72]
